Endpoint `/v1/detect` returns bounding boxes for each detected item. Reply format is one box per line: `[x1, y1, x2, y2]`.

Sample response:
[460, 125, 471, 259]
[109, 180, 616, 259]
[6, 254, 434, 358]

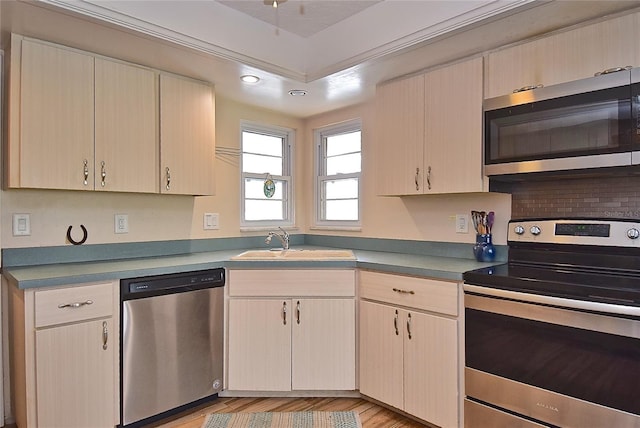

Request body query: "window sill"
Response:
[309, 225, 362, 232]
[240, 226, 300, 233]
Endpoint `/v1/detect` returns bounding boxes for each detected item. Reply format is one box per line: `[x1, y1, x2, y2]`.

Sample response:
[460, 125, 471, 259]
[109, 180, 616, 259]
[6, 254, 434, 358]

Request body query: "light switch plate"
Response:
[204, 213, 219, 230]
[13, 213, 31, 236]
[455, 214, 469, 233]
[115, 214, 129, 234]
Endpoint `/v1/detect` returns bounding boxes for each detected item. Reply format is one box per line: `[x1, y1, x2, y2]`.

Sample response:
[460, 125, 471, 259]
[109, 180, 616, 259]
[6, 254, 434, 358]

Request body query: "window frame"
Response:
[240, 121, 295, 229]
[314, 119, 362, 229]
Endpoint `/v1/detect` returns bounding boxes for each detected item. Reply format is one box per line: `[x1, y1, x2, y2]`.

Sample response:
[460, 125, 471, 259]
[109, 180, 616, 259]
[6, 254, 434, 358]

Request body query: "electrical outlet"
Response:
[204, 213, 219, 230]
[455, 214, 469, 233]
[13, 213, 31, 236]
[115, 214, 129, 234]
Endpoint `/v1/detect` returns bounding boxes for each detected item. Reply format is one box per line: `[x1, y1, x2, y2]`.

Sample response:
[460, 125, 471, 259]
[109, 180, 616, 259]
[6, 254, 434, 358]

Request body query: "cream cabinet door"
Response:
[404, 311, 458, 428]
[227, 299, 291, 391]
[291, 298, 355, 390]
[359, 300, 404, 410]
[35, 318, 115, 428]
[486, 13, 639, 98]
[95, 58, 158, 193]
[160, 74, 215, 196]
[423, 57, 484, 194]
[375, 74, 425, 196]
[18, 39, 94, 190]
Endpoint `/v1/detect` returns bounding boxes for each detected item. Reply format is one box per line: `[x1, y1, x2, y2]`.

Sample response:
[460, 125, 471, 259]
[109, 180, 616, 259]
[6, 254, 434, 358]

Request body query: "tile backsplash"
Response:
[492, 175, 640, 219]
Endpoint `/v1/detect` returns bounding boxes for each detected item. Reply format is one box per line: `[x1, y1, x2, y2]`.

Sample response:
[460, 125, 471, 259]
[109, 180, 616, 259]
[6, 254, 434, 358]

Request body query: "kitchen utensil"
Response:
[471, 211, 479, 233]
[487, 211, 495, 234]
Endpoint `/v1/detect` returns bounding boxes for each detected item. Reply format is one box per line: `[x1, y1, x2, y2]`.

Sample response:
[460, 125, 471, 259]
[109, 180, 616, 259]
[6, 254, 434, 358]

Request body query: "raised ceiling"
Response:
[217, 0, 383, 38]
[1, 0, 639, 117]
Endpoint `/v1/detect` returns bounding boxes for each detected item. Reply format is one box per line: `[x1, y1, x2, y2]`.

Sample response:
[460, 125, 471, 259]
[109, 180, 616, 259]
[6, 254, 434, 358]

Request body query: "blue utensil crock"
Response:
[473, 234, 496, 262]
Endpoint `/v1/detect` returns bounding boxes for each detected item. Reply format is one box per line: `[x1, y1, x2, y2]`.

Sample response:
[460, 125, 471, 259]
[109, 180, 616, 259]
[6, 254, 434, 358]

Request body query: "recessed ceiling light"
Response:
[240, 75, 260, 84]
[288, 89, 307, 96]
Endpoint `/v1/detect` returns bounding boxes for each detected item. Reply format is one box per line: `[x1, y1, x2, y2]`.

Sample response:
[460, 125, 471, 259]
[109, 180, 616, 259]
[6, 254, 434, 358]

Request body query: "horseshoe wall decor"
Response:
[67, 225, 88, 245]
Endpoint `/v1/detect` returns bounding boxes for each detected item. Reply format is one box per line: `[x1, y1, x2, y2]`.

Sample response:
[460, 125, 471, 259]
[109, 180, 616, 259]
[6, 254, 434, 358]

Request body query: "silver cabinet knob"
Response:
[627, 228, 640, 239]
[514, 225, 525, 235]
[530, 226, 541, 236]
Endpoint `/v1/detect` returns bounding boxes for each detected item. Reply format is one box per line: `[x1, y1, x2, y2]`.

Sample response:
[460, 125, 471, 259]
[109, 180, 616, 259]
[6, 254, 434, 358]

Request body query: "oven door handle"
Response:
[464, 285, 640, 338]
[463, 284, 640, 317]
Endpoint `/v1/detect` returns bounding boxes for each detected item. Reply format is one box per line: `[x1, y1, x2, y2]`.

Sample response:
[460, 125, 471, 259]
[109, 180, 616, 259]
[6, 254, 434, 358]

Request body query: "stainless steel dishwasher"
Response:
[120, 268, 225, 427]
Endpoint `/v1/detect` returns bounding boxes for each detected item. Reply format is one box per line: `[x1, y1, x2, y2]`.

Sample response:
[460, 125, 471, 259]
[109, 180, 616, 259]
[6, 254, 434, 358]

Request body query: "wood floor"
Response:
[155, 397, 429, 428]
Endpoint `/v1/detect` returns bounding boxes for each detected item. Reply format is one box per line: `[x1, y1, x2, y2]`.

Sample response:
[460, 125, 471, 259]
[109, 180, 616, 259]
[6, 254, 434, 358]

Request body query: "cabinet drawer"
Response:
[229, 270, 355, 297]
[35, 282, 114, 328]
[359, 270, 458, 316]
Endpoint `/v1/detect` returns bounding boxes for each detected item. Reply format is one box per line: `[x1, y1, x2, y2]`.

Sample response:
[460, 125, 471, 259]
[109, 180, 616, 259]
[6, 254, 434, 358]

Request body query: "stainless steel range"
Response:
[463, 219, 640, 428]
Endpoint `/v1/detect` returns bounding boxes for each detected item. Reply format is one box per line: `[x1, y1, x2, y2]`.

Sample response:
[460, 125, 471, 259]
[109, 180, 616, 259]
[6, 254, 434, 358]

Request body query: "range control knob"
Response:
[627, 228, 640, 239]
[514, 225, 525, 235]
[530, 226, 542, 236]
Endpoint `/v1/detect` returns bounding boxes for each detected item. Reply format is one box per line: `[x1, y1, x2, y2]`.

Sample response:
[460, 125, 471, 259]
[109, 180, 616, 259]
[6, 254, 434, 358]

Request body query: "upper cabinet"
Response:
[375, 74, 425, 196]
[160, 74, 216, 196]
[95, 58, 159, 193]
[424, 57, 483, 194]
[486, 12, 640, 98]
[375, 57, 484, 196]
[7, 35, 214, 195]
[13, 38, 95, 190]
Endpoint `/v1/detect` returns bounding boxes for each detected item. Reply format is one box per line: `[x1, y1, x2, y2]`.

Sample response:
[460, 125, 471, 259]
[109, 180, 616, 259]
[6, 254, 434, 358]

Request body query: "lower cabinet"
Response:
[359, 270, 460, 428]
[35, 319, 115, 427]
[8, 280, 119, 428]
[226, 269, 356, 392]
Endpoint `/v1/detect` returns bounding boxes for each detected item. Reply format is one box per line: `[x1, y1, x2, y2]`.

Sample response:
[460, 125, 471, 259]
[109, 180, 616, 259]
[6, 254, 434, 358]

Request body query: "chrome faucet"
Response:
[265, 227, 290, 250]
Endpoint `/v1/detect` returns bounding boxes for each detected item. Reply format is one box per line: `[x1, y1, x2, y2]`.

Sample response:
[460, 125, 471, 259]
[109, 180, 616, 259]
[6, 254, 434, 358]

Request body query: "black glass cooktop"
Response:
[463, 263, 640, 307]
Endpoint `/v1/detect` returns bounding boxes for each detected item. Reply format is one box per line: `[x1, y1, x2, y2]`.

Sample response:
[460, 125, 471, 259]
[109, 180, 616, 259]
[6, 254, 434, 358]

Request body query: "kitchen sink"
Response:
[231, 249, 356, 260]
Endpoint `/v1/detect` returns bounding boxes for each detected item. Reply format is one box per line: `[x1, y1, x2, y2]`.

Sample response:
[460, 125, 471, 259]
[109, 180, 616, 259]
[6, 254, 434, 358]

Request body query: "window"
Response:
[241, 122, 294, 227]
[315, 120, 362, 227]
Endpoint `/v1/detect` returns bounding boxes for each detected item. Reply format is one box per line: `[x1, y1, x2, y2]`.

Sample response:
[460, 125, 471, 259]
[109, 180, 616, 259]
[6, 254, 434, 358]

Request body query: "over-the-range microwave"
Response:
[484, 67, 640, 176]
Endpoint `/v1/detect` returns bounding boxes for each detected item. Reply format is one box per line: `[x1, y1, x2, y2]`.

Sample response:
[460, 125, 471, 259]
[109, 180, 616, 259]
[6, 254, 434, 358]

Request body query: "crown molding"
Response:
[38, 0, 535, 83]
[305, 0, 538, 81]
[37, 0, 310, 81]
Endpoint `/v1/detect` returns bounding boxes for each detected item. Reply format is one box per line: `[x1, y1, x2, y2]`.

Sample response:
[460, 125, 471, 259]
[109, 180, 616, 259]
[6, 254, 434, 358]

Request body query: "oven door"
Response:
[464, 286, 640, 428]
[484, 71, 634, 176]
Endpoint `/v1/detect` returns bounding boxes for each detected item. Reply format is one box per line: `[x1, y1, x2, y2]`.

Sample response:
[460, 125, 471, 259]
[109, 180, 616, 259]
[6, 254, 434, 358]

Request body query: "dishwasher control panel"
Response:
[121, 268, 225, 299]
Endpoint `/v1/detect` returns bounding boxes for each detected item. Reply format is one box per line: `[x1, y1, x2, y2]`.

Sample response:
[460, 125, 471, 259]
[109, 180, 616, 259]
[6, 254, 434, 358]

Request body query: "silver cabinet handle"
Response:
[100, 161, 106, 187]
[594, 66, 632, 76]
[414, 167, 420, 191]
[102, 321, 108, 350]
[58, 300, 93, 309]
[165, 167, 171, 191]
[407, 313, 412, 340]
[83, 159, 89, 186]
[392, 288, 415, 295]
[296, 300, 301, 325]
[394, 309, 399, 336]
[512, 84, 543, 93]
[426, 165, 431, 190]
[282, 301, 287, 325]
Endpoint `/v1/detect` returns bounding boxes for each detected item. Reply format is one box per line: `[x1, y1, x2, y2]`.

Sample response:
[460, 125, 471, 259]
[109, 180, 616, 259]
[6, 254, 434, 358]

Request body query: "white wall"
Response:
[303, 101, 512, 245]
[1, 96, 510, 250]
[0, 95, 305, 249]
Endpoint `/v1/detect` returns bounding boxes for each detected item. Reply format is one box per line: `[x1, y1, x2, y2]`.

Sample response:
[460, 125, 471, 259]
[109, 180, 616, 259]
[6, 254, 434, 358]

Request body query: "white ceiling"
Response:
[50, 0, 534, 82]
[2, 0, 639, 118]
[217, 0, 383, 38]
